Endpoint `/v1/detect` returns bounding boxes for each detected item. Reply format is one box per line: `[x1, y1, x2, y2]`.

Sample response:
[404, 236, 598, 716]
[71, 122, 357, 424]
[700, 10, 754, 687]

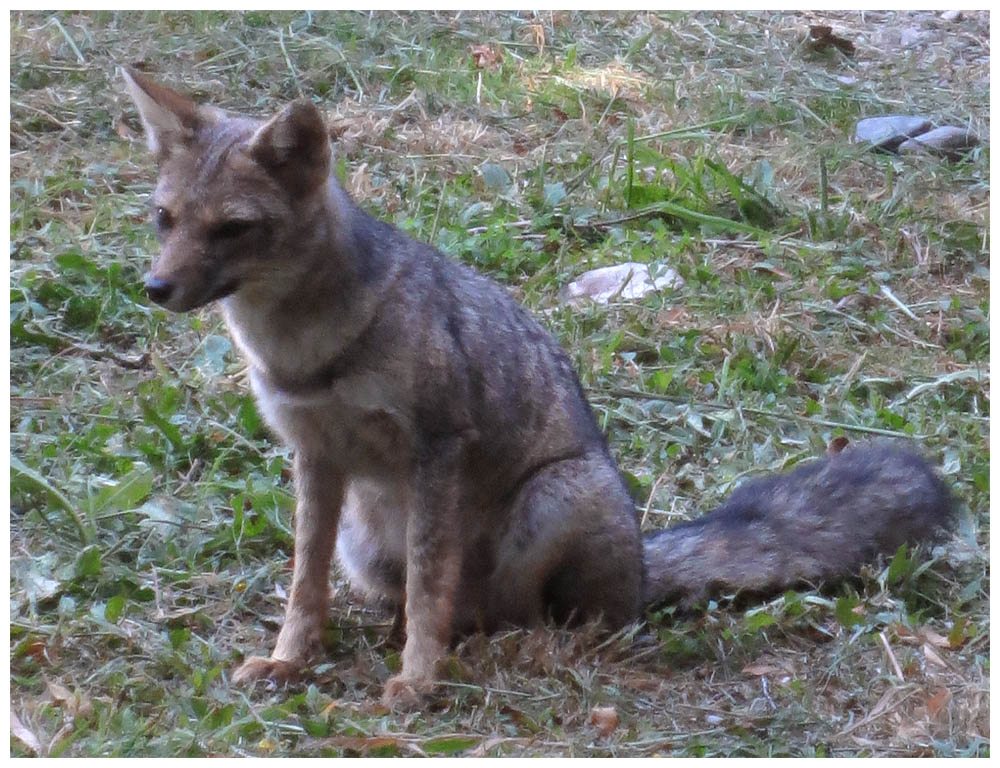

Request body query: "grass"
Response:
[9, 10, 989, 757]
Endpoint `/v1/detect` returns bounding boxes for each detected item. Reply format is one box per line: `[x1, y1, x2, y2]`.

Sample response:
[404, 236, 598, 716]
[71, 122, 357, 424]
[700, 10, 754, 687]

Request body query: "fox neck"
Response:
[220, 180, 391, 390]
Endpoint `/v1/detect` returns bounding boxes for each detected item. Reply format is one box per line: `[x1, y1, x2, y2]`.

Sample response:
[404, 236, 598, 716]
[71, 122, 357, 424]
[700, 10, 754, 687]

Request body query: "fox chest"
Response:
[250, 369, 414, 474]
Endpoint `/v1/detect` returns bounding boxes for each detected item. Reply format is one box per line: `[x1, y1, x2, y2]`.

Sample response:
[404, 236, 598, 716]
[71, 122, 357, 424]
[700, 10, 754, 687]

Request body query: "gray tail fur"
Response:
[642, 444, 955, 608]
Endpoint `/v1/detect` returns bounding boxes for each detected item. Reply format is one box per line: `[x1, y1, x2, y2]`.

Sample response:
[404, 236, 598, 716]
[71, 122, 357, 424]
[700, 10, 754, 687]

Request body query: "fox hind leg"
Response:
[488, 452, 643, 631]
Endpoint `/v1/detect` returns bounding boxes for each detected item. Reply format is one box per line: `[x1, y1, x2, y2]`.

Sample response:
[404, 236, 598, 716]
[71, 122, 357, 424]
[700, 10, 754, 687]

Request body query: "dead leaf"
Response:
[525, 24, 545, 53]
[742, 663, 784, 677]
[622, 672, 664, 692]
[827, 436, 850, 455]
[45, 681, 93, 719]
[589, 705, 620, 737]
[925, 687, 952, 719]
[656, 306, 691, 328]
[807, 25, 856, 56]
[922, 643, 948, 669]
[499, 705, 530, 728]
[46, 680, 73, 705]
[26, 638, 50, 664]
[894, 625, 952, 648]
[113, 114, 137, 141]
[743, 655, 795, 678]
[921, 629, 950, 648]
[10, 710, 41, 755]
[349, 163, 376, 200]
[469, 44, 502, 70]
[154, 605, 203, 624]
[752, 263, 793, 280]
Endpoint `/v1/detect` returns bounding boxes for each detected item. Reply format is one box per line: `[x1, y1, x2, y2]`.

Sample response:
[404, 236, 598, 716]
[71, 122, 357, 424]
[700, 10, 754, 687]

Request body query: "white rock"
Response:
[562, 262, 683, 306]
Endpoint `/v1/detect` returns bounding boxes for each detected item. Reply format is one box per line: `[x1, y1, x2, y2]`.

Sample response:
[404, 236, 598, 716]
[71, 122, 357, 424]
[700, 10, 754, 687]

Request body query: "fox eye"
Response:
[155, 206, 174, 231]
[211, 219, 256, 240]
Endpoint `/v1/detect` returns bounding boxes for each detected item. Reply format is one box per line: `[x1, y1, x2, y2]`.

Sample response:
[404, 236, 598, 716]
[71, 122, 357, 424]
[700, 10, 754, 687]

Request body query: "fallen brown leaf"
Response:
[657, 306, 692, 328]
[26, 638, 50, 664]
[923, 643, 948, 669]
[524, 23, 545, 53]
[807, 25, 856, 56]
[757, 266, 793, 280]
[894, 625, 952, 648]
[46, 680, 73, 705]
[113, 114, 137, 141]
[742, 663, 784, 677]
[921, 629, 950, 648]
[45, 680, 93, 719]
[589, 705, 620, 738]
[925, 687, 952, 719]
[827, 436, 850, 455]
[469, 44, 502, 70]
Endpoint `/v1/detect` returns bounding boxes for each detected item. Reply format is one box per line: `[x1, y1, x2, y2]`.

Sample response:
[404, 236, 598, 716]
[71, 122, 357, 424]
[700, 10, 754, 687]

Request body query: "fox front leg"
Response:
[382, 440, 464, 709]
[233, 457, 343, 685]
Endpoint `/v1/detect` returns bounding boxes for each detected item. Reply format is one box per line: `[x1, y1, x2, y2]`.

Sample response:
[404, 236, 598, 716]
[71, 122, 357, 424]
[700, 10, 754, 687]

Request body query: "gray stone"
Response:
[898, 126, 979, 158]
[940, 10, 963, 22]
[854, 115, 933, 151]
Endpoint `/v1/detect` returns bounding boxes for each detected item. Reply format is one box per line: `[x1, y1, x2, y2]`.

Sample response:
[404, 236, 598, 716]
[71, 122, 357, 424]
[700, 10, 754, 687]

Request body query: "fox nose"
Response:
[144, 275, 175, 306]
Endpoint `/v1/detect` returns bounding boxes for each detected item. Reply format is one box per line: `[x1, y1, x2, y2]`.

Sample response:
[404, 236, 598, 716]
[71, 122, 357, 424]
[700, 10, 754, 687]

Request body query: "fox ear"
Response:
[246, 99, 331, 195]
[121, 66, 200, 161]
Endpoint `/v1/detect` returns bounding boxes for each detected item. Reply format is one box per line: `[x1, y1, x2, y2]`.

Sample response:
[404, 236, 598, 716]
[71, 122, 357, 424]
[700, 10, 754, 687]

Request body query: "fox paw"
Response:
[382, 674, 434, 711]
[232, 656, 304, 686]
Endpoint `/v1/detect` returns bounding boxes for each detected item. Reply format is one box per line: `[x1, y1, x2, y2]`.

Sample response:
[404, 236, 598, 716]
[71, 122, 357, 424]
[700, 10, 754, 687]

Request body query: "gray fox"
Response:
[121, 68, 954, 708]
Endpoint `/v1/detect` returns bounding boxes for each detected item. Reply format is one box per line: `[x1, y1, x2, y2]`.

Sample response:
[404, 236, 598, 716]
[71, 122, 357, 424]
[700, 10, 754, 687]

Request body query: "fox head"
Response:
[122, 67, 332, 312]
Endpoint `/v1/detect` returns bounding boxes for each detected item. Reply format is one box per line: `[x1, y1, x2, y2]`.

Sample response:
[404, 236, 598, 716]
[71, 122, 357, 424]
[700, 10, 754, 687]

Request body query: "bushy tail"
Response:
[642, 444, 955, 608]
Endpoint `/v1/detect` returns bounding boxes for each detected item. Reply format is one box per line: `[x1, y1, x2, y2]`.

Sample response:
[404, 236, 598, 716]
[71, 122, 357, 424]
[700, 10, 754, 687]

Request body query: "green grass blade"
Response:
[11, 453, 91, 544]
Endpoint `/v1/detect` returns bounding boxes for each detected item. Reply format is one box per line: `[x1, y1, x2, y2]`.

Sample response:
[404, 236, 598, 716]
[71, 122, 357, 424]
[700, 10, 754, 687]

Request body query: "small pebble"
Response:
[940, 10, 963, 22]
